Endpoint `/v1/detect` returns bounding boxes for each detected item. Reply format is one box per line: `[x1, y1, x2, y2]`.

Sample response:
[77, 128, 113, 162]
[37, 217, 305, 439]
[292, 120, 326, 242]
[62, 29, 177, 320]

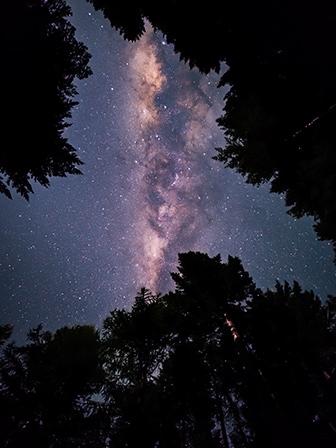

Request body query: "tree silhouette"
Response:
[242, 282, 331, 447]
[101, 288, 170, 447]
[1, 0, 92, 199]
[0, 324, 104, 447]
[0, 324, 12, 346]
[98, 251, 336, 447]
[160, 252, 256, 447]
[163, 252, 336, 447]
[1, 252, 336, 447]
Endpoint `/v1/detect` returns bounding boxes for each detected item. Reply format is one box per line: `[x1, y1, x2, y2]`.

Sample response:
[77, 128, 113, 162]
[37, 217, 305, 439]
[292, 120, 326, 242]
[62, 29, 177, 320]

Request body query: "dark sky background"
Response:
[1, 0, 335, 342]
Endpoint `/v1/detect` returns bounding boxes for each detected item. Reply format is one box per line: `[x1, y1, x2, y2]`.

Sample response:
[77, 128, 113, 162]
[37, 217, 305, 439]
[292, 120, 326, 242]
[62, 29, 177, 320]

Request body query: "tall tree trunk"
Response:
[215, 390, 230, 448]
[225, 391, 251, 447]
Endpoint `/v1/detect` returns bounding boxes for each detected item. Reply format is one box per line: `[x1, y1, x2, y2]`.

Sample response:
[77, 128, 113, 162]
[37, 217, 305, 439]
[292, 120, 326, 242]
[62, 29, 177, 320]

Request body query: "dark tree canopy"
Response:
[87, 0, 336, 255]
[1, 0, 92, 199]
[0, 324, 104, 447]
[1, 252, 336, 447]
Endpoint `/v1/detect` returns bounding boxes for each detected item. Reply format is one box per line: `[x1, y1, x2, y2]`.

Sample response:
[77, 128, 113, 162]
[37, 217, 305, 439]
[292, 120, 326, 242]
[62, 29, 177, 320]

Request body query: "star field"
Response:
[0, 0, 335, 342]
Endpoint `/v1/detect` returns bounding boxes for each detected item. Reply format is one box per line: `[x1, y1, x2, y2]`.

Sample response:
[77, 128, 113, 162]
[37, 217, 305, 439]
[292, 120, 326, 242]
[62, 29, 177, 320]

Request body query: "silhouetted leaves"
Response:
[1, 252, 336, 446]
[0, 324, 13, 346]
[1, 0, 92, 199]
[0, 324, 104, 447]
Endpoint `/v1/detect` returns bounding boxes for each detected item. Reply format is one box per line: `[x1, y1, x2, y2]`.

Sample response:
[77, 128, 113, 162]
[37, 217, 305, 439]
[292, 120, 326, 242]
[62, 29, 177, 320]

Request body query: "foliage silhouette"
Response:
[101, 288, 171, 448]
[100, 252, 336, 447]
[0, 324, 104, 447]
[1, 0, 92, 199]
[0, 324, 13, 346]
[1, 252, 336, 447]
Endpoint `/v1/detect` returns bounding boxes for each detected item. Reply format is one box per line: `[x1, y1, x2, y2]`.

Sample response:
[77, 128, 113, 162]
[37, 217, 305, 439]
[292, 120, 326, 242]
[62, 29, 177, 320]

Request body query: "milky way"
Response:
[121, 28, 226, 291]
[0, 0, 335, 341]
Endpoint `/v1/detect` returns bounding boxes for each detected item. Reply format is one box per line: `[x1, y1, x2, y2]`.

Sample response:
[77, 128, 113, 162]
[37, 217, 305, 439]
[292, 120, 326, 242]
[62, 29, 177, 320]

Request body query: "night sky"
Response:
[1, 0, 335, 342]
